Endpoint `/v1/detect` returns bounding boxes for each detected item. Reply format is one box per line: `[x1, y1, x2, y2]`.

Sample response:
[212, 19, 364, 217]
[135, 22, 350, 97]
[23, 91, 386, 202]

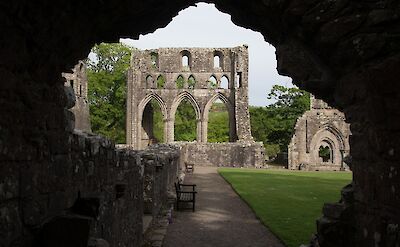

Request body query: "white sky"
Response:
[121, 2, 293, 106]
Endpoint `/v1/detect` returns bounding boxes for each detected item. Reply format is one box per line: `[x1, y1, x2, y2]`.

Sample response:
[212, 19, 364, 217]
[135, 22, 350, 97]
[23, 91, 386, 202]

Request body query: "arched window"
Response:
[220, 75, 229, 89]
[181, 50, 191, 68]
[236, 72, 242, 88]
[208, 76, 217, 89]
[319, 145, 332, 163]
[156, 75, 165, 88]
[213, 51, 223, 68]
[182, 55, 189, 67]
[146, 75, 154, 88]
[150, 52, 159, 68]
[214, 55, 220, 68]
[79, 85, 82, 95]
[176, 75, 185, 89]
[69, 79, 74, 88]
[188, 75, 196, 89]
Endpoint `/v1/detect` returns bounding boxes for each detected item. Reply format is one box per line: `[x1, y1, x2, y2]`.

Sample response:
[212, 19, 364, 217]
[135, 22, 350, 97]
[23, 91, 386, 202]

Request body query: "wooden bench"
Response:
[174, 182, 197, 212]
[185, 162, 194, 174]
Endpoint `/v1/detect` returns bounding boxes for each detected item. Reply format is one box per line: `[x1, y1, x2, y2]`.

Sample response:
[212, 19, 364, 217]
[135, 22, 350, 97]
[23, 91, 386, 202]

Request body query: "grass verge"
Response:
[218, 168, 352, 247]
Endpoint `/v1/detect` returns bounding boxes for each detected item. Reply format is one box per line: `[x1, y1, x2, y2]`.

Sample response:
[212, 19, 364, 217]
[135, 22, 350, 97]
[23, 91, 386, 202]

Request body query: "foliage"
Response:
[207, 102, 229, 142]
[86, 42, 132, 143]
[157, 75, 165, 88]
[176, 75, 185, 89]
[250, 85, 310, 158]
[319, 146, 331, 161]
[174, 100, 197, 141]
[188, 75, 196, 89]
[219, 168, 352, 247]
[208, 76, 217, 89]
[150, 100, 164, 143]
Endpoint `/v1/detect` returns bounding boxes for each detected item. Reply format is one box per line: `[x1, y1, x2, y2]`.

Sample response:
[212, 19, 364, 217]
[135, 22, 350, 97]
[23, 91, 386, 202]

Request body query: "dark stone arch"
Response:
[1, 2, 400, 247]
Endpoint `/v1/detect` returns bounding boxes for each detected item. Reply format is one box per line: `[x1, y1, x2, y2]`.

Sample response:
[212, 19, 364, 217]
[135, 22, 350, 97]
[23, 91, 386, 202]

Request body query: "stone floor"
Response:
[163, 167, 285, 247]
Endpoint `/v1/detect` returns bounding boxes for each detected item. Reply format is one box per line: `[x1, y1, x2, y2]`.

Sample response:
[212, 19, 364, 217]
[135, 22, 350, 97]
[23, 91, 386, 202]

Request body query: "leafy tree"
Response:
[151, 100, 164, 142]
[250, 85, 310, 158]
[86, 42, 132, 143]
[174, 100, 197, 141]
[207, 102, 229, 142]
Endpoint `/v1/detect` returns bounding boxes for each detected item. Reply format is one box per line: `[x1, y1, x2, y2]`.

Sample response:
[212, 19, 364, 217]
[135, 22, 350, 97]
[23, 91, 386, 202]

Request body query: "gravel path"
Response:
[163, 167, 285, 247]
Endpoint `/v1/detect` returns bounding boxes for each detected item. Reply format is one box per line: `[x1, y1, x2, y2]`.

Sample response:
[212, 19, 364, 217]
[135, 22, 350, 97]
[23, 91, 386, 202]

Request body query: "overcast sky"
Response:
[121, 2, 293, 106]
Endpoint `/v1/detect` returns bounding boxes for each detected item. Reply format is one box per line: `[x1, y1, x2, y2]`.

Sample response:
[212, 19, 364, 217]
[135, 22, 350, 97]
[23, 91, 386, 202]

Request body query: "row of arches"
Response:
[137, 92, 235, 148]
[145, 74, 231, 89]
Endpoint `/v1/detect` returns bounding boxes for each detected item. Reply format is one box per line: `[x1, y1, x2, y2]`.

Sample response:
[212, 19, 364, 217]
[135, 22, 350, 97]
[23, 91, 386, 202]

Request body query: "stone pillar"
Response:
[200, 118, 208, 143]
[233, 45, 253, 142]
[165, 118, 174, 143]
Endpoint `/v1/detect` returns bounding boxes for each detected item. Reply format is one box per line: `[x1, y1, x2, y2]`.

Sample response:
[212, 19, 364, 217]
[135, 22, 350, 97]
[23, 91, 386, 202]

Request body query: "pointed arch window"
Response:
[176, 75, 185, 89]
[188, 75, 196, 89]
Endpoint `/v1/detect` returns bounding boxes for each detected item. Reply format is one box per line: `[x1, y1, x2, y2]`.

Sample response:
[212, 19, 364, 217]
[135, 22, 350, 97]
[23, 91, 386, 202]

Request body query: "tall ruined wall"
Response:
[62, 61, 92, 133]
[179, 142, 265, 168]
[127, 46, 252, 148]
[288, 96, 351, 171]
[1, 1, 400, 247]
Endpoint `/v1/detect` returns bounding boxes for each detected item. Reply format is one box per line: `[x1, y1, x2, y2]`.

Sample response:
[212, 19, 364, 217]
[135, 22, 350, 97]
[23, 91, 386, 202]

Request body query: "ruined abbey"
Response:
[1, 1, 400, 247]
[127, 46, 264, 167]
[288, 96, 351, 171]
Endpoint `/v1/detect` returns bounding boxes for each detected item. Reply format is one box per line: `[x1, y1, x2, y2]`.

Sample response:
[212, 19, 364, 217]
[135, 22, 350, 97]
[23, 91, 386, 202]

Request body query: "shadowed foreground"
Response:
[164, 167, 284, 247]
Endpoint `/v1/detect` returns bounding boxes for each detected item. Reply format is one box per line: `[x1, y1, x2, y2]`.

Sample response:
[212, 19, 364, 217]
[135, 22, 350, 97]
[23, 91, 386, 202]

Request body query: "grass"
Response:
[218, 168, 352, 247]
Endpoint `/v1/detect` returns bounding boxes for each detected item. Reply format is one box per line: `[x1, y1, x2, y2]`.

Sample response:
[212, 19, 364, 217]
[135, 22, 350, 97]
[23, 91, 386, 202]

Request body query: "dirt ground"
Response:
[163, 167, 285, 247]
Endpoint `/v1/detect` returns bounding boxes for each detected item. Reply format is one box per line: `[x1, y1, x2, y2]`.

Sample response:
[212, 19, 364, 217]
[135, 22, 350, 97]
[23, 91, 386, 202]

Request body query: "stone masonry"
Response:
[126, 46, 265, 167]
[62, 61, 92, 133]
[1, 1, 400, 247]
[288, 95, 351, 171]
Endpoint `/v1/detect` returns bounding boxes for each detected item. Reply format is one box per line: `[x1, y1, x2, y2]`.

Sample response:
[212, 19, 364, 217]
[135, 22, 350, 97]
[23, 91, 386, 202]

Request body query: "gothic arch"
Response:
[310, 125, 346, 165]
[137, 93, 168, 149]
[202, 92, 235, 142]
[170, 91, 201, 141]
[170, 91, 201, 121]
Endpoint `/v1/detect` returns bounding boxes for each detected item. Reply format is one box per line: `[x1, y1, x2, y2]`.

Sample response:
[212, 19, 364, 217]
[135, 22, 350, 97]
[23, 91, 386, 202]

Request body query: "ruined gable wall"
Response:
[288, 98, 351, 171]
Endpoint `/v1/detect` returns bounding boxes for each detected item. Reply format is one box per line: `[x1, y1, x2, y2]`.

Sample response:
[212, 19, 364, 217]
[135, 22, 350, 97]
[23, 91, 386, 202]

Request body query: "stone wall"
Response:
[0, 128, 144, 246]
[127, 46, 253, 149]
[62, 61, 92, 133]
[288, 96, 351, 171]
[179, 142, 265, 168]
[141, 144, 180, 218]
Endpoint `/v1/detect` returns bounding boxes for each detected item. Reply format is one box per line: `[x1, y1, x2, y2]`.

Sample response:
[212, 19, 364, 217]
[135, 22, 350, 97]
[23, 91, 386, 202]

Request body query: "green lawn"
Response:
[218, 168, 352, 247]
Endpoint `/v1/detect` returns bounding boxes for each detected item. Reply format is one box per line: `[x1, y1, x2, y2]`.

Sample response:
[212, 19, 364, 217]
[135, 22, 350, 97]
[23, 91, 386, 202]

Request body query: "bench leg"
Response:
[192, 201, 195, 212]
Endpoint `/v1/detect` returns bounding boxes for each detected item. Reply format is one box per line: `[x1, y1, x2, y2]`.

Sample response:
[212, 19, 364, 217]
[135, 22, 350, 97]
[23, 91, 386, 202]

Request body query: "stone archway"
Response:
[1, 1, 400, 247]
[309, 126, 347, 168]
[170, 91, 201, 142]
[202, 92, 235, 142]
[137, 93, 168, 149]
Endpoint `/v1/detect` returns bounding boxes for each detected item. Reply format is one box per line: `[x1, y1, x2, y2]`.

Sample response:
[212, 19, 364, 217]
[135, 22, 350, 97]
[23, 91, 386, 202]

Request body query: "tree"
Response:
[86, 43, 132, 143]
[250, 85, 310, 158]
[174, 100, 197, 141]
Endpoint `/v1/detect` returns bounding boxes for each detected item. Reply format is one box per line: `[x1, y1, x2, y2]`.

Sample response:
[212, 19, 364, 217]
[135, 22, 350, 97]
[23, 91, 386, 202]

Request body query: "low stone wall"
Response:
[178, 142, 265, 167]
[141, 144, 180, 218]
[1, 130, 145, 246]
